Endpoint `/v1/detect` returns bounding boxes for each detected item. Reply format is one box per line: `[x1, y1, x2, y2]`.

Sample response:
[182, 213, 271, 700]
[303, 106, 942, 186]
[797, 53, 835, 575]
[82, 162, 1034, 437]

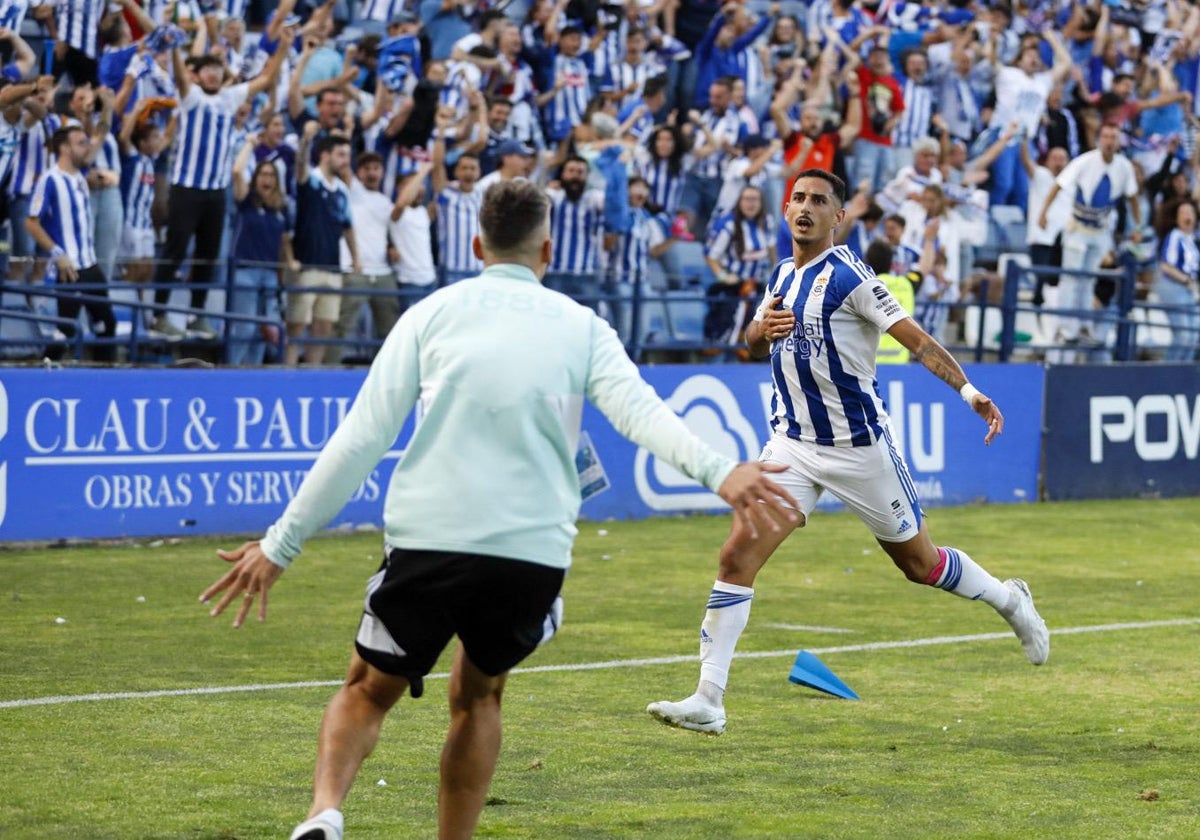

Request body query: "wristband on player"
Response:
[959, 382, 981, 404]
[50, 246, 65, 261]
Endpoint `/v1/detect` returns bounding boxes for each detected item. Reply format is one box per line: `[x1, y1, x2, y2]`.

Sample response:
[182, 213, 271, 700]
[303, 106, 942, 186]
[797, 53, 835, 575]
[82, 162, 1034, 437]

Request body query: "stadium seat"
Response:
[664, 241, 715, 288]
[0, 292, 47, 359]
[664, 290, 707, 342]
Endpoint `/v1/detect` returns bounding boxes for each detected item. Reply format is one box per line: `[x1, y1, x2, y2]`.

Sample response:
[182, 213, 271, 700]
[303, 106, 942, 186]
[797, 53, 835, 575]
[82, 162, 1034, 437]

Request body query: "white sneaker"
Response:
[646, 694, 726, 734]
[289, 814, 343, 840]
[1003, 578, 1049, 665]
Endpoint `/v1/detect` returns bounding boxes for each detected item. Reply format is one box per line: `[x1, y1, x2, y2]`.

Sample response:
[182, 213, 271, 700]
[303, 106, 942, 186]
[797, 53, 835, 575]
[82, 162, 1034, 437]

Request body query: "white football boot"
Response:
[646, 694, 727, 734]
[1003, 578, 1050, 665]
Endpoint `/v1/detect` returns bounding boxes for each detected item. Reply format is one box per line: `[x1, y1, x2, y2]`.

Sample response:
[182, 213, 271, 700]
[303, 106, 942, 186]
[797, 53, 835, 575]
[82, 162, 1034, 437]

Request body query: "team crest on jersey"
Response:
[810, 262, 834, 297]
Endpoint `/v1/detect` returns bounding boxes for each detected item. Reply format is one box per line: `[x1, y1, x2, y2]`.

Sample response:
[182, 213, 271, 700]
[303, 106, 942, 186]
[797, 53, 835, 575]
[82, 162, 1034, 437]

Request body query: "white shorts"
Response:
[760, 428, 923, 543]
[120, 225, 156, 260]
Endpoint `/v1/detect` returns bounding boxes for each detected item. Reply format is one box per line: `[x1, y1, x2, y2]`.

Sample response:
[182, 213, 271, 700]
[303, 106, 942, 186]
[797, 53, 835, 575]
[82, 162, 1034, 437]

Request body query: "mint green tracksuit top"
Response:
[260, 264, 736, 570]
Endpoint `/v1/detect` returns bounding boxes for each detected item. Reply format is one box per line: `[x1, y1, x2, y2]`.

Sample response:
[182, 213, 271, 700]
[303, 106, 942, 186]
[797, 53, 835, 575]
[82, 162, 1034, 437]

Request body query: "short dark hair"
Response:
[50, 124, 86, 156]
[190, 55, 224, 72]
[356, 151, 384, 169]
[317, 86, 345, 104]
[792, 168, 846, 204]
[315, 134, 351, 158]
[643, 74, 669, 99]
[885, 213, 907, 228]
[865, 240, 894, 276]
[479, 180, 549, 255]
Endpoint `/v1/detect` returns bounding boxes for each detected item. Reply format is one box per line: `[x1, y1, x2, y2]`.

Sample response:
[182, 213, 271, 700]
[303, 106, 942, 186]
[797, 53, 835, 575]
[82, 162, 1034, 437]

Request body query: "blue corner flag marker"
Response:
[788, 650, 860, 700]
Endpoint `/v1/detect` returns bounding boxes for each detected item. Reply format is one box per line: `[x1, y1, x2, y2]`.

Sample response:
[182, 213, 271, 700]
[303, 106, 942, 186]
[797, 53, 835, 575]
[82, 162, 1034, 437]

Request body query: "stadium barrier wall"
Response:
[1043, 364, 1200, 501]
[0, 363, 1044, 542]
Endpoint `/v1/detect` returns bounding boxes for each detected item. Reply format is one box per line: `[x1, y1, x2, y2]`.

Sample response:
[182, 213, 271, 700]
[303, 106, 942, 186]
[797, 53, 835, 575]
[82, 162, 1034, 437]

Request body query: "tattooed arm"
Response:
[887, 317, 1005, 444]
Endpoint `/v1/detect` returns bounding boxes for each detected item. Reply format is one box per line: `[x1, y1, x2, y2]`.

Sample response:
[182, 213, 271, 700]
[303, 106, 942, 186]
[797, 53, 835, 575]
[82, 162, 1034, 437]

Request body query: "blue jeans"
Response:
[1155, 274, 1199, 361]
[226, 266, 281, 365]
[988, 139, 1030, 210]
[852, 139, 896, 194]
[680, 174, 722, 237]
[90, 185, 123, 284]
[7, 194, 36, 279]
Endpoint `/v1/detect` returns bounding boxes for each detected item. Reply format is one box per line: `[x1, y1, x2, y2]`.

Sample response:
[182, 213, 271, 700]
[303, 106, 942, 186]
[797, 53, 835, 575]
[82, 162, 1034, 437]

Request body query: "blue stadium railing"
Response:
[0, 254, 1195, 365]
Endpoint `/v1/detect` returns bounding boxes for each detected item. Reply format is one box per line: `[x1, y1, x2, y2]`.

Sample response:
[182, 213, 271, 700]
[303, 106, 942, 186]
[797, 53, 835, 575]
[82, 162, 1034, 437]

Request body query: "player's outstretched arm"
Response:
[199, 542, 286, 628]
[888, 317, 1004, 445]
[716, 462, 802, 540]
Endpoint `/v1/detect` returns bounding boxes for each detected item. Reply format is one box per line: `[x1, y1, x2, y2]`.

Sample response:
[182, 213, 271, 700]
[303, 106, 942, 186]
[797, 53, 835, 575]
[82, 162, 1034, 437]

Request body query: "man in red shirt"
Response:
[770, 70, 861, 212]
[854, 46, 905, 193]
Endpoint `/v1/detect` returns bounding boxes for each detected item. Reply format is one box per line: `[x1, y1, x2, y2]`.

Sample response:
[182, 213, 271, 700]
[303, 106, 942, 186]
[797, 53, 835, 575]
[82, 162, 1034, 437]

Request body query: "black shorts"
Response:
[354, 549, 565, 698]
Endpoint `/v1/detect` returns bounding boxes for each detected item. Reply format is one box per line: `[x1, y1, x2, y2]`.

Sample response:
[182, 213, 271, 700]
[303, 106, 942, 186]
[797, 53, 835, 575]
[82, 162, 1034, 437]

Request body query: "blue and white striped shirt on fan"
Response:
[706, 213, 774, 281]
[29, 164, 96, 270]
[170, 82, 251, 190]
[892, 74, 934, 149]
[693, 108, 746, 179]
[639, 157, 685, 216]
[8, 114, 61, 198]
[0, 0, 30, 31]
[57, 0, 107, 58]
[614, 207, 666, 284]
[358, 0, 406, 24]
[754, 246, 909, 447]
[93, 132, 122, 178]
[547, 186, 605, 273]
[436, 184, 485, 274]
[121, 151, 157, 232]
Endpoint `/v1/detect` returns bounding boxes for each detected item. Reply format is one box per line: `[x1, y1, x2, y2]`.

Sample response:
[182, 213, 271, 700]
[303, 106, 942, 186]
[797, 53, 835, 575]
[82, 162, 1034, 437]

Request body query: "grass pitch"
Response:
[2, 498, 1199, 839]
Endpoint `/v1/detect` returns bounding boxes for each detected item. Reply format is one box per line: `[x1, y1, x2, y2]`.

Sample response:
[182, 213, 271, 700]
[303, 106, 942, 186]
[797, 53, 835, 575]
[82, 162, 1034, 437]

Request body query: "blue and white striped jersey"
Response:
[358, 0, 405, 24]
[706, 212, 774, 282]
[0, 118, 17, 188]
[891, 74, 934, 149]
[57, 0, 107, 58]
[693, 107, 746, 179]
[754, 247, 910, 447]
[170, 82, 251, 190]
[8, 114, 61, 198]
[606, 58, 662, 100]
[614, 206, 666, 284]
[29, 164, 96, 270]
[639, 156, 686, 216]
[120, 150, 156, 231]
[435, 183, 485, 274]
[544, 51, 592, 139]
[1161, 227, 1199, 276]
[547, 186, 605, 273]
[0, 0, 30, 31]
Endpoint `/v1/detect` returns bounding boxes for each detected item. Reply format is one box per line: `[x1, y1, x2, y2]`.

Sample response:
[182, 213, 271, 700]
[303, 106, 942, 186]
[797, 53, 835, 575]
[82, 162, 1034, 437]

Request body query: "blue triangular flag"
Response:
[788, 650, 859, 700]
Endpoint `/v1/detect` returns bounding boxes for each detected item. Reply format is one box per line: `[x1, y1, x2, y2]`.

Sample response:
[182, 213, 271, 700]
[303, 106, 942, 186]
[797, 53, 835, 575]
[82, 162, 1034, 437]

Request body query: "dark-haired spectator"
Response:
[227, 134, 294, 366]
[693, 2, 775, 111]
[891, 48, 935, 172]
[637, 122, 689, 221]
[6, 75, 61, 284]
[854, 46, 905, 194]
[388, 161, 438, 295]
[614, 175, 674, 290]
[680, 76, 745, 236]
[149, 39, 286, 339]
[432, 110, 485, 284]
[703, 184, 774, 347]
[617, 72, 668, 144]
[25, 124, 116, 358]
[1155, 196, 1200, 361]
[288, 128, 359, 366]
[117, 96, 173, 288]
[545, 154, 606, 300]
[333, 151, 402, 362]
[543, 24, 593, 143]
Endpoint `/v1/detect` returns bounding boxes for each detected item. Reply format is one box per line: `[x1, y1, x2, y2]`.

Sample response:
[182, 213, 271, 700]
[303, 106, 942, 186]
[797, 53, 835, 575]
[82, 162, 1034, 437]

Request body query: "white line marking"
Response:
[762, 623, 858, 633]
[2, 618, 1196, 710]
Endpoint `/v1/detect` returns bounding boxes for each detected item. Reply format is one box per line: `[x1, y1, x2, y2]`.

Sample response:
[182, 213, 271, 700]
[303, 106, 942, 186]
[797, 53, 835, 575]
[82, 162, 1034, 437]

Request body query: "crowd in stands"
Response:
[1, 0, 1198, 364]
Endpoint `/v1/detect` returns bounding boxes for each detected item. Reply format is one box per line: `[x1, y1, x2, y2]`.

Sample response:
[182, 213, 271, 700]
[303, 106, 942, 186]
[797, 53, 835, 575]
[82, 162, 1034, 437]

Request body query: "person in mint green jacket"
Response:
[200, 179, 799, 840]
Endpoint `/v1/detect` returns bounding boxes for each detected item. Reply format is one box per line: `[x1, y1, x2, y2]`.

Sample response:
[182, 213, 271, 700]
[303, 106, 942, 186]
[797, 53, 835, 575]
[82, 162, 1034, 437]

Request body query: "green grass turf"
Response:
[2, 498, 1198, 839]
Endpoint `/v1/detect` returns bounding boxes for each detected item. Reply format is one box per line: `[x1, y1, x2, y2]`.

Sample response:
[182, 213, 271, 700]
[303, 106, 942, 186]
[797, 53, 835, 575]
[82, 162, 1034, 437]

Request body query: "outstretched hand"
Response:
[198, 541, 285, 628]
[717, 462, 802, 540]
[968, 393, 1004, 445]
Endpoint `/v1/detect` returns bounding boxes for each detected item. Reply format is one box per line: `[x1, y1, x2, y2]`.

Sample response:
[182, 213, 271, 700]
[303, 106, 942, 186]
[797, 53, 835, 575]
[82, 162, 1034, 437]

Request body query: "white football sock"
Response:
[927, 547, 1017, 614]
[696, 580, 754, 703]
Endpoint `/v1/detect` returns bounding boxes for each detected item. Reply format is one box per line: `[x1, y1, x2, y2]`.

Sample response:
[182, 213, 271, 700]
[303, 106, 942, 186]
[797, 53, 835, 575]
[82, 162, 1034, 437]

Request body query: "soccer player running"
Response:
[198, 180, 800, 840]
[647, 169, 1049, 736]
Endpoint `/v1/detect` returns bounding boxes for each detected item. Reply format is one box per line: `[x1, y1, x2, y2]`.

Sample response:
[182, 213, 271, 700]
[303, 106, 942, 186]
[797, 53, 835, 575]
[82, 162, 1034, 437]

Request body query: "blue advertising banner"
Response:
[0, 369, 408, 542]
[0, 363, 1044, 542]
[578, 363, 1045, 520]
[1043, 364, 1200, 500]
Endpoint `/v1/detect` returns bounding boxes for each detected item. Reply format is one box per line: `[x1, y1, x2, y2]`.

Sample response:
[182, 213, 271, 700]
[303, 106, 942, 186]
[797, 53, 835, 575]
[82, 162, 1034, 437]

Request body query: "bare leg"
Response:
[438, 645, 506, 840]
[285, 321, 308, 366]
[306, 317, 334, 365]
[307, 651, 409, 818]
